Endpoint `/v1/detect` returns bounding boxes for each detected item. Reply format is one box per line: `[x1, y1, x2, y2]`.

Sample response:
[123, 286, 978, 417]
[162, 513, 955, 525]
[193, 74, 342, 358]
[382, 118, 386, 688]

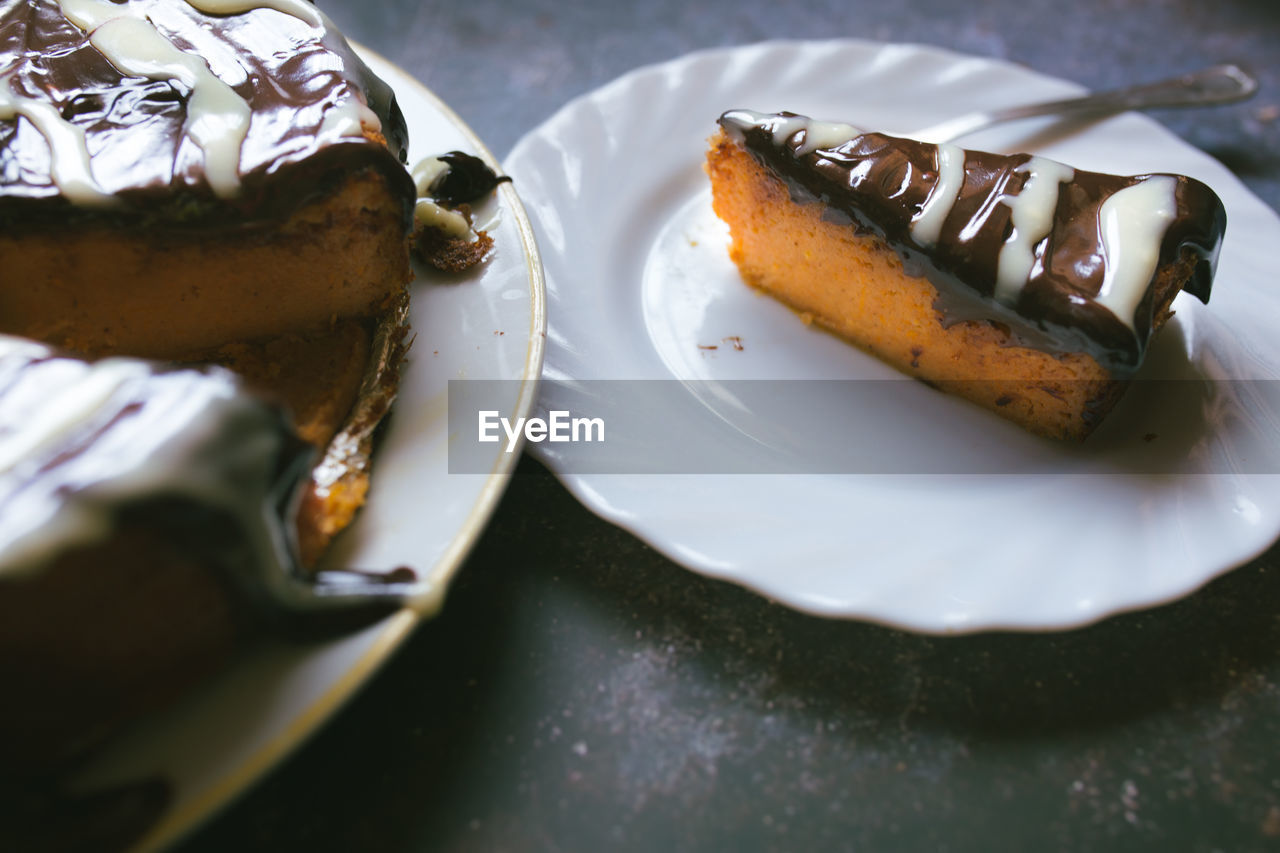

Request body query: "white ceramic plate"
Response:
[72, 49, 545, 851]
[504, 39, 1280, 633]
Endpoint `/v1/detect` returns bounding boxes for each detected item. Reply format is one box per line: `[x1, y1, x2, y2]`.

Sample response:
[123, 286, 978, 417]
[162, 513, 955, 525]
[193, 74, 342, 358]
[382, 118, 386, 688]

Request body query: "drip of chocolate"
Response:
[431, 151, 512, 206]
[718, 110, 1227, 374]
[0, 0, 413, 227]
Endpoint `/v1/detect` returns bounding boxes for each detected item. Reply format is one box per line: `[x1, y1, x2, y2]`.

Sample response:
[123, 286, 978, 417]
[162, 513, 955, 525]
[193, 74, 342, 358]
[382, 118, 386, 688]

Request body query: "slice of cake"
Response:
[707, 110, 1227, 439]
[0, 336, 416, 783]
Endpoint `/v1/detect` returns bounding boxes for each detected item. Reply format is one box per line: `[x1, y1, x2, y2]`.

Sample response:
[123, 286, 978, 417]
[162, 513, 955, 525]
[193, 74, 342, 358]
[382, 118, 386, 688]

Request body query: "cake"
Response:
[0, 0, 503, 843]
[0, 337, 417, 774]
[0, 0, 429, 558]
[0, 0, 416, 359]
[706, 110, 1227, 439]
[0, 0, 511, 560]
[0, 336, 422, 851]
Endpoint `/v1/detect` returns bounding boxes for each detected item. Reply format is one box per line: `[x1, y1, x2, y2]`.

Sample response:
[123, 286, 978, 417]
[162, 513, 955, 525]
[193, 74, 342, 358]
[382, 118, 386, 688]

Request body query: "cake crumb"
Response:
[415, 228, 494, 272]
[698, 344, 719, 351]
[724, 336, 744, 351]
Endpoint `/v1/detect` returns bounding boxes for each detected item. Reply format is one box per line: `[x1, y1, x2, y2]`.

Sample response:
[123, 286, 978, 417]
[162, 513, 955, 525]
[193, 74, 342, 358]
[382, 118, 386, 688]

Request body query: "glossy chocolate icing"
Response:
[430, 150, 511, 206]
[0, 335, 414, 626]
[719, 110, 1227, 373]
[0, 0, 413, 227]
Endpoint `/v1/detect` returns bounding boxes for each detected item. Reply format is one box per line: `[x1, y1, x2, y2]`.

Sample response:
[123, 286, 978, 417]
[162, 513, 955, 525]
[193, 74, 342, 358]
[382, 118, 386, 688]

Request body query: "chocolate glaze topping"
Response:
[431, 150, 511, 206]
[0, 336, 414, 628]
[719, 110, 1227, 374]
[0, 0, 413, 228]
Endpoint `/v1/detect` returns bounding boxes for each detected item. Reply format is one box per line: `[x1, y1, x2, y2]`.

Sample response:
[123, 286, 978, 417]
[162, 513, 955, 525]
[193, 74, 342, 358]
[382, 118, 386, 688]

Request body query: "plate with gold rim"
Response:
[505, 38, 1280, 633]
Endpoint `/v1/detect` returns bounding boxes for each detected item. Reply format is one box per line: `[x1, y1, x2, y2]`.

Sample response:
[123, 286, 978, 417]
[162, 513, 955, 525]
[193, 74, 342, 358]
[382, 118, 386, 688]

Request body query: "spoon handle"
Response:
[912, 63, 1259, 143]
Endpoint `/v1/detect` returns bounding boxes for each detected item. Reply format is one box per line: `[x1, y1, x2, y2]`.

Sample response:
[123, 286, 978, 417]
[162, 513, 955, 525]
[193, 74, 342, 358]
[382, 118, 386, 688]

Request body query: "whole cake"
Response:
[0, 0, 504, 844]
[0, 0, 429, 560]
[707, 109, 1228, 439]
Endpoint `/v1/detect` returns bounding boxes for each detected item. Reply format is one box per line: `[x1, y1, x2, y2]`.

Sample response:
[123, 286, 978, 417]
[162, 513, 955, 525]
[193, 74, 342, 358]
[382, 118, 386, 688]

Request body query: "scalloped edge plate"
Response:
[505, 38, 1280, 634]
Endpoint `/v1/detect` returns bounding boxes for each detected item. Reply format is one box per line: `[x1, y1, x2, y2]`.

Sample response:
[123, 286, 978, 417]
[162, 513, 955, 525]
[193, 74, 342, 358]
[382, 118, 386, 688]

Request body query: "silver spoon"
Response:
[909, 63, 1258, 143]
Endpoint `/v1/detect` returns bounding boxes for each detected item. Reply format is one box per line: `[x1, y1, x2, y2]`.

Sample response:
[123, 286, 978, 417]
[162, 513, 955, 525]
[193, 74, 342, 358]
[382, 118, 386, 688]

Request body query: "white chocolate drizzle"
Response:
[0, 336, 280, 577]
[0, 356, 151, 475]
[411, 156, 449, 196]
[1, 0, 384, 204]
[738, 111, 808, 146]
[183, 0, 323, 28]
[414, 197, 471, 239]
[795, 120, 862, 155]
[993, 157, 1075, 305]
[181, 0, 382, 139]
[720, 109, 864, 156]
[910, 142, 964, 247]
[1095, 176, 1179, 331]
[58, 0, 252, 198]
[317, 95, 383, 144]
[0, 77, 114, 204]
[411, 156, 474, 240]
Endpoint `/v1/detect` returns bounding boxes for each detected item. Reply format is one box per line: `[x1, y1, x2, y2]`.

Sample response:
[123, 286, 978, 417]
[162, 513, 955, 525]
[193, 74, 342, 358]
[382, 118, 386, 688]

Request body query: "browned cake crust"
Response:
[707, 118, 1221, 440]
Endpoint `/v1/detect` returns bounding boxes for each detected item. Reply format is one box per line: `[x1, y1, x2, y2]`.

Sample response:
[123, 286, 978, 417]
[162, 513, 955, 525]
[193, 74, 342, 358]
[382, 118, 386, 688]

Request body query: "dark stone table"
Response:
[181, 1, 1280, 850]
